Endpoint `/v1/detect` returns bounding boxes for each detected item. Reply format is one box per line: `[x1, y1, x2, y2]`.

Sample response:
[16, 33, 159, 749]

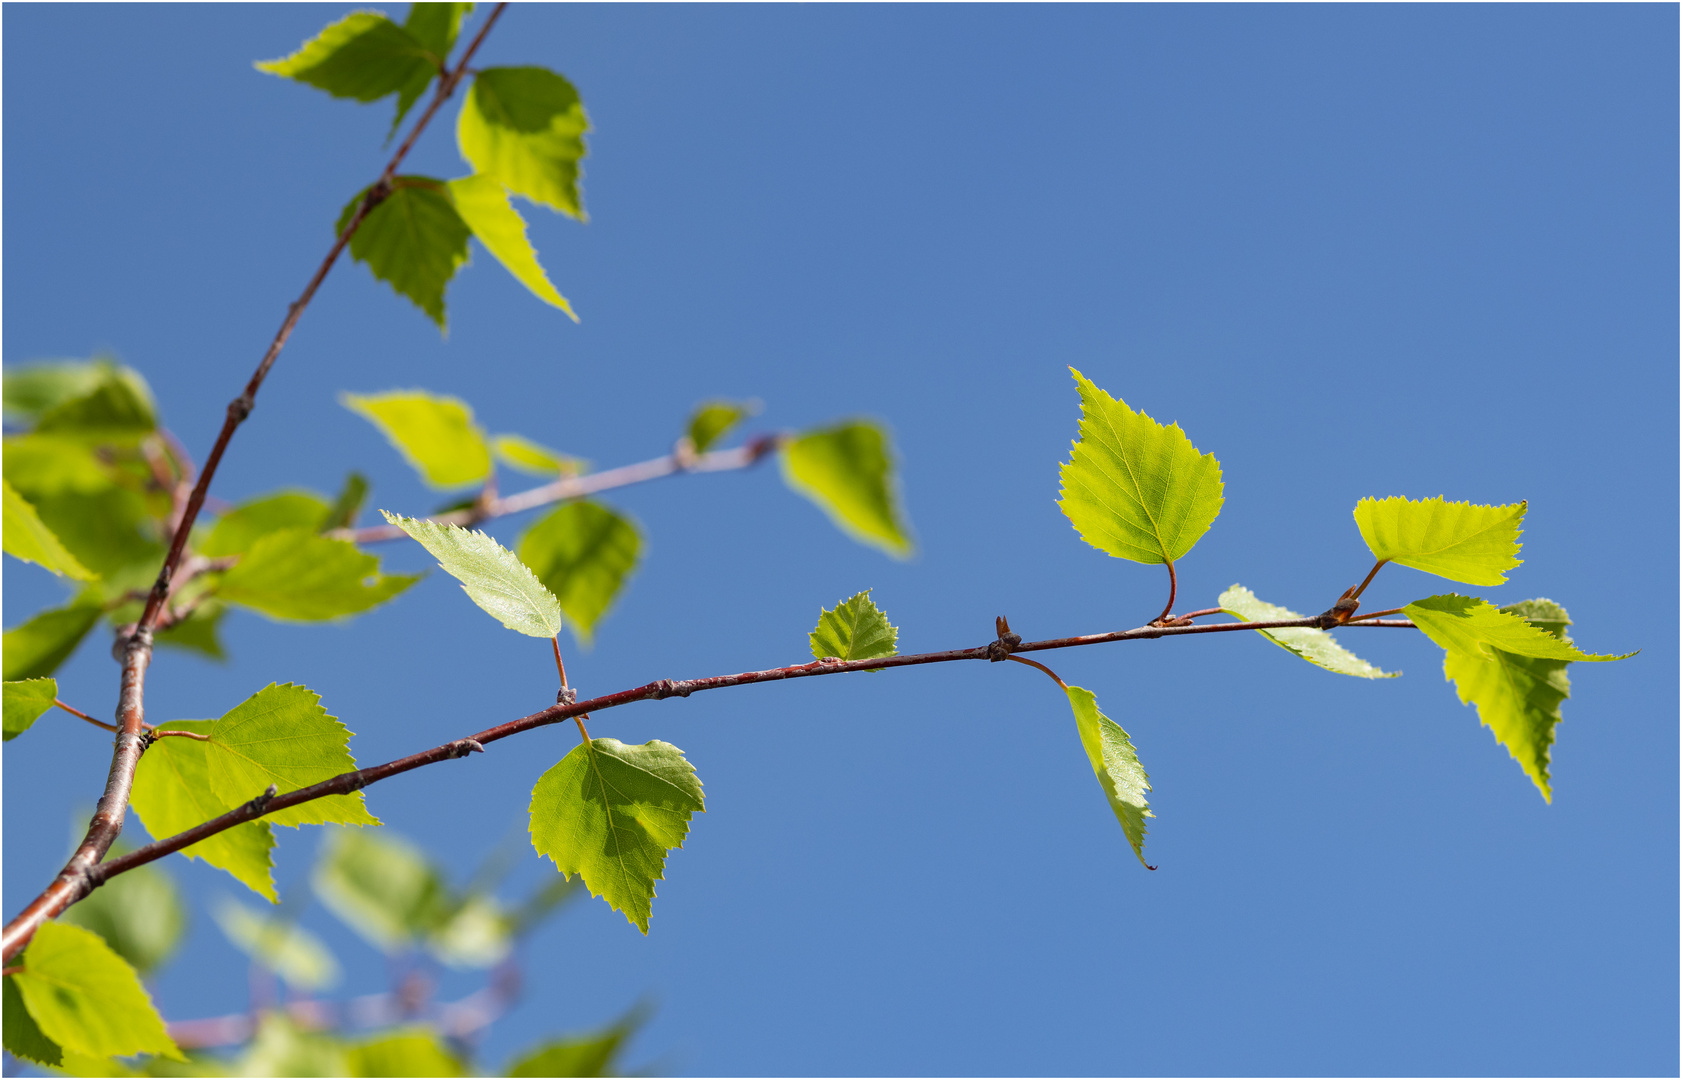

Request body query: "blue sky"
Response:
[4, 4, 1676, 1075]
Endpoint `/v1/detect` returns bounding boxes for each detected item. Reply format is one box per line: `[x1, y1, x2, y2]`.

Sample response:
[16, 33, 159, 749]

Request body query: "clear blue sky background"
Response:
[4, 4, 1676, 1076]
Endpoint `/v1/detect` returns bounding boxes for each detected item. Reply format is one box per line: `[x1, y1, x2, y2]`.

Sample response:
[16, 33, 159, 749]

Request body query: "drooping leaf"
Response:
[336, 179, 470, 328]
[529, 738, 704, 933]
[447, 173, 577, 318]
[33, 367, 157, 446]
[1218, 584, 1397, 679]
[348, 1029, 467, 1078]
[491, 434, 586, 476]
[219, 528, 420, 622]
[1404, 594, 1632, 663]
[312, 828, 454, 952]
[2, 594, 103, 681]
[1058, 368, 1223, 566]
[686, 399, 756, 454]
[1353, 496, 1526, 587]
[130, 719, 278, 902]
[341, 389, 491, 488]
[809, 590, 898, 666]
[201, 491, 331, 557]
[155, 600, 229, 661]
[60, 860, 185, 975]
[1066, 685, 1153, 868]
[11, 922, 183, 1061]
[2, 359, 129, 424]
[3, 976, 62, 1067]
[781, 421, 913, 557]
[257, 12, 434, 103]
[4, 479, 96, 580]
[388, 2, 473, 137]
[212, 900, 340, 992]
[382, 511, 564, 637]
[203, 683, 380, 829]
[517, 500, 640, 643]
[322, 471, 371, 532]
[3, 678, 58, 741]
[457, 66, 589, 218]
[504, 1008, 645, 1079]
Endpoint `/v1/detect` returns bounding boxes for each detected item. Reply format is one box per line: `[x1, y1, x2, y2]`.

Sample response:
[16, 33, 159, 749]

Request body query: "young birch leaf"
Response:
[1404, 595, 1633, 663]
[3, 479, 96, 580]
[2, 594, 103, 681]
[1218, 584, 1397, 679]
[219, 529, 421, 621]
[3, 976, 61, 1067]
[781, 421, 913, 558]
[492, 434, 587, 476]
[59, 861, 185, 976]
[341, 389, 491, 488]
[201, 491, 331, 557]
[382, 511, 564, 637]
[529, 738, 704, 934]
[3, 677, 58, 741]
[12, 922, 183, 1061]
[204, 683, 380, 829]
[809, 590, 898, 666]
[257, 12, 434, 102]
[447, 174, 578, 319]
[1065, 685, 1153, 868]
[348, 1030, 468, 1078]
[458, 67, 589, 218]
[335, 179, 470, 329]
[1058, 368, 1223, 565]
[388, 2, 472, 137]
[212, 900, 340, 992]
[130, 719, 279, 902]
[312, 828, 454, 952]
[1353, 496, 1526, 586]
[517, 501, 641, 644]
[686, 400, 757, 454]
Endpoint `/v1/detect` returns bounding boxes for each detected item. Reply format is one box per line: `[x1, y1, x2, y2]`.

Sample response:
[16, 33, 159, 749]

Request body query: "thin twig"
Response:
[1346, 607, 1405, 622]
[53, 700, 120, 734]
[1005, 655, 1068, 688]
[1152, 560, 1178, 625]
[1349, 558, 1387, 602]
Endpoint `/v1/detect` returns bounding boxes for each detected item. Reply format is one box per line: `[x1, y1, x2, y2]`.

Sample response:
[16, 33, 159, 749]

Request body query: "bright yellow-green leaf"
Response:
[336, 179, 470, 328]
[201, 491, 331, 557]
[686, 400, 757, 454]
[447, 173, 577, 319]
[3, 976, 61, 1066]
[1058, 368, 1223, 566]
[1218, 584, 1397, 679]
[517, 500, 641, 643]
[3, 677, 58, 741]
[257, 12, 434, 102]
[312, 828, 454, 952]
[491, 434, 586, 476]
[238, 1014, 349, 1078]
[212, 899, 339, 991]
[219, 528, 420, 621]
[2, 434, 114, 498]
[781, 421, 913, 558]
[3, 479, 96, 580]
[383, 511, 565, 637]
[1066, 685, 1153, 868]
[1405, 594, 1633, 664]
[204, 683, 380, 829]
[342, 389, 491, 488]
[458, 66, 589, 218]
[809, 590, 897, 667]
[348, 1029, 467, 1078]
[12, 922, 183, 1061]
[2, 594, 103, 681]
[60, 858, 184, 976]
[1353, 496, 1526, 586]
[529, 738, 704, 933]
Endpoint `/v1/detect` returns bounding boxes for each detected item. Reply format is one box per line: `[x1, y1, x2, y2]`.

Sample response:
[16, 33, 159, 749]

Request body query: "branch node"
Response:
[987, 615, 1022, 661]
[1317, 588, 1361, 628]
[653, 679, 693, 699]
[248, 784, 278, 813]
[226, 394, 254, 424]
[556, 687, 578, 707]
[449, 738, 485, 758]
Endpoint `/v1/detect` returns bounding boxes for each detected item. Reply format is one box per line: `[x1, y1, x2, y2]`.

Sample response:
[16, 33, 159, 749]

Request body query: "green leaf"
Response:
[3, 359, 128, 424]
[60, 861, 185, 976]
[809, 590, 898, 667]
[1217, 584, 1397, 679]
[1404, 594, 1633, 663]
[1057, 368, 1223, 566]
[336, 179, 470, 328]
[458, 66, 589, 218]
[348, 1029, 466, 1078]
[1353, 496, 1526, 587]
[491, 434, 586, 476]
[3, 479, 97, 580]
[2, 434, 115, 498]
[12, 922, 182, 1061]
[341, 389, 491, 488]
[322, 471, 371, 531]
[212, 899, 339, 992]
[504, 1008, 644, 1079]
[155, 600, 229, 661]
[256, 12, 434, 102]
[529, 738, 705, 934]
[203, 683, 380, 829]
[3, 677, 58, 741]
[219, 529, 420, 622]
[201, 491, 330, 557]
[312, 828, 453, 952]
[33, 367, 157, 446]
[389, 2, 473, 137]
[382, 511, 565, 638]
[129, 719, 278, 902]
[3, 976, 62, 1067]
[447, 173, 577, 318]
[427, 894, 511, 969]
[517, 500, 640, 643]
[780, 421, 913, 557]
[686, 399, 757, 454]
[238, 1015, 349, 1078]
[2, 594, 103, 681]
[28, 487, 163, 583]
[1066, 685, 1153, 868]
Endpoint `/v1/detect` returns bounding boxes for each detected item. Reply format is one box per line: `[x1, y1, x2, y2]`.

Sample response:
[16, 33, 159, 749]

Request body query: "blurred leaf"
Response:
[201, 492, 330, 557]
[211, 899, 339, 991]
[809, 590, 897, 667]
[448, 173, 577, 318]
[491, 434, 586, 476]
[383, 511, 564, 637]
[322, 471, 371, 531]
[517, 500, 640, 643]
[1218, 584, 1396, 679]
[3, 359, 125, 423]
[458, 66, 589, 218]
[1066, 685, 1153, 868]
[686, 399, 756, 454]
[2, 594, 103, 681]
[29, 487, 163, 582]
[427, 894, 511, 968]
[4, 479, 96, 580]
[1405, 594, 1633, 663]
[3, 677, 58, 741]
[1354, 496, 1526, 587]
[12, 922, 182, 1061]
[348, 1029, 466, 1078]
[509, 874, 582, 936]
[257, 12, 433, 102]
[155, 601, 229, 661]
[219, 529, 420, 622]
[3, 434, 114, 497]
[313, 828, 453, 952]
[236, 1015, 348, 1078]
[203, 683, 380, 829]
[3, 975, 62, 1067]
[32, 367, 157, 446]
[389, 2, 473, 136]
[780, 421, 913, 558]
[61, 861, 186, 976]
[341, 389, 491, 488]
[336, 180, 470, 328]
[504, 1004, 647, 1078]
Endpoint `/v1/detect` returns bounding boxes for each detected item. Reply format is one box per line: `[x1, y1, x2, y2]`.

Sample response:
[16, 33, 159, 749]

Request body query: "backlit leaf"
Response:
[336, 179, 470, 328]
[239, 1014, 350, 1078]
[3, 479, 96, 580]
[348, 1029, 467, 1078]
[686, 400, 756, 454]
[427, 894, 511, 969]
[3, 677, 58, 741]
[1058, 368, 1223, 566]
[219, 528, 420, 621]
[1353, 496, 1525, 587]
[2, 594, 103, 681]
[12, 922, 182, 1061]
[2, 434, 114, 498]
[529, 738, 704, 933]
[322, 471, 371, 532]
[155, 600, 229, 661]
[491, 434, 586, 476]
[781, 421, 913, 558]
[3, 359, 129, 424]
[201, 491, 330, 557]
[257, 12, 434, 103]
[313, 828, 453, 952]
[1066, 685, 1152, 868]
[341, 389, 491, 488]
[458, 66, 589, 218]
[1218, 584, 1396, 679]
[33, 367, 157, 446]
[382, 511, 564, 637]
[61, 861, 185, 975]
[389, 2, 473, 137]
[447, 173, 577, 318]
[809, 590, 897, 666]
[517, 500, 640, 643]
[504, 1007, 645, 1079]
[1404, 594, 1632, 663]
[212, 899, 339, 991]
[204, 683, 380, 829]
[28, 487, 163, 582]
[3, 976, 61, 1067]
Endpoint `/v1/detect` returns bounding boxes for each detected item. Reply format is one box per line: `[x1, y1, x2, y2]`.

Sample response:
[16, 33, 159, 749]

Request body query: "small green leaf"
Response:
[201, 491, 331, 557]
[382, 511, 565, 637]
[529, 738, 704, 933]
[12, 922, 183, 1061]
[3, 359, 130, 424]
[3, 479, 97, 580]
[1404, 594, 1633, 663]
[33, 367, 157, 446]
[809, 590, 898, 666]
[219, 528, 420, 622]
[212, 899, 340, 992]
[1218, 584, 1397, 679]
[388, 2, 473, 137]
[517, 500, 641, 643]
[341, 389, 491, 488]
[1353, 496, 1526, 587]
[3, 678, 58, 741]
[257, 12, 434, 102]
[336, 179, 470, 328]
[2, 594, 103, 681]
[312, 828, 454, 952]
[1066, 685, 1153, 868]
[1058, 368, 1223, 566]
[3, 976, 62, 1067]
[504, 1007, 645, 1079]
[61, 861, 185, 976]
[348, 1029, 467, 1078]
[204, 683, 380, 829]
[781, 421, 913, 558]
[686, 399, 757, 454]
[130, 719, 278, 902]
[322, 471, 371, 532]
[458, 66, 589, 218]
[491, 434, 586, 476]
[447, 173, 577, 319]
